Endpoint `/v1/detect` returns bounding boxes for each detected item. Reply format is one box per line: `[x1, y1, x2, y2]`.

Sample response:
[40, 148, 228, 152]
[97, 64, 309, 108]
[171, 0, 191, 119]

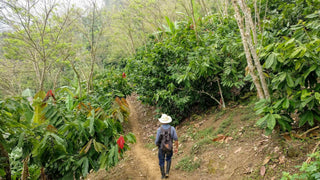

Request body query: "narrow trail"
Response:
[88, 96, 183, 180]
[126, 97, 160, 180]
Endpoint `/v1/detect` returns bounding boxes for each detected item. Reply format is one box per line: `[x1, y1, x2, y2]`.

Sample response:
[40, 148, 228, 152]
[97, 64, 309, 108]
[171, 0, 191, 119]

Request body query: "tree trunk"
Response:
[71, 61, 82, 98]
[238, 0, 270, 99]
[127, 23, 136, 54]
[190, 0, 199, 42]
[87, 2, 96, 95]
[0, 141, 11, 180]
[21, 156, 29, 180]
[40, 167, 46, 180]
[217, 78, 226, 108]
[232, 0, 265, 99]
[52, 67, 63, 92]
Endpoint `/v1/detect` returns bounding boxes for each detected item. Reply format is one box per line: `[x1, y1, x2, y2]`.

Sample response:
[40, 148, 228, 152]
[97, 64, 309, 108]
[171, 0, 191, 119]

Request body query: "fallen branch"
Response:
[300, 126, 320, 137]
[306, 141, 320, 164]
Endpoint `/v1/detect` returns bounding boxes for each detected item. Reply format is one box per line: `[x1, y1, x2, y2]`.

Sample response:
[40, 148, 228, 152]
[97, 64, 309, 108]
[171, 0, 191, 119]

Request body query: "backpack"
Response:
[160, 126, 173, 152]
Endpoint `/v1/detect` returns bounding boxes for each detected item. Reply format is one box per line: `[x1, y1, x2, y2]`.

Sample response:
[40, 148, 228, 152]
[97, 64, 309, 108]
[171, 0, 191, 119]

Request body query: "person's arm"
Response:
[155, 129, 160, 147]
[174, 140, 179, 153]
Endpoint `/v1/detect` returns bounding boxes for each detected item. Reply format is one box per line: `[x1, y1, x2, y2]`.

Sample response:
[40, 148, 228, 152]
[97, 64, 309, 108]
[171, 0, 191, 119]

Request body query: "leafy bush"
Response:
[0, 68, 135, 179]
[282, 151, 320, 180]
[256, 0, 320, 134]
[126, 15, 248, 124]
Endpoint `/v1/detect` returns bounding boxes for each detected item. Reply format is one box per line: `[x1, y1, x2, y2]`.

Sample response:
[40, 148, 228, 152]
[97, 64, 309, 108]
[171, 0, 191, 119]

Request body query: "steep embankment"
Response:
[89, 95, 316, 180]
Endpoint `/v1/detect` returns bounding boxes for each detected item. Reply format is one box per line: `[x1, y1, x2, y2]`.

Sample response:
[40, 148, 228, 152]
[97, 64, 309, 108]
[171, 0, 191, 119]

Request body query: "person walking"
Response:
[155, 114, 178, 179]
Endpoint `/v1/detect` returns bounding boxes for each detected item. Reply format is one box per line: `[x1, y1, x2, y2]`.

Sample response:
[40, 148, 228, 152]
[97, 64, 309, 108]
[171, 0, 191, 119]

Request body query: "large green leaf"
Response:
[282, 98, 290, 109]
[265, 52, 277, 68]
[256, 114, 269, 127]
[303, 64, 317, 80]
[81, 157, 89, 177]
[299, 111, 313, 127]
[300, 96, 314, 108]
[267, 114, 276, 130]
[286, 74, 295, 87]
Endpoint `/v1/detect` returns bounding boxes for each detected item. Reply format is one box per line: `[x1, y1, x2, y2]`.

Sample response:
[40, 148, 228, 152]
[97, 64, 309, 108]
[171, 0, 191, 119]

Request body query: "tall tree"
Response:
[76, 0, 106, 94]
[232, 0, 270, 99]
[0, 0, 78, 93]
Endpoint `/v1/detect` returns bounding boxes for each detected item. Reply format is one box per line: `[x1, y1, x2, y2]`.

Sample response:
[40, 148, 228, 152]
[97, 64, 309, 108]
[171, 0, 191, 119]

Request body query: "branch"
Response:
[306, 141, 320, 164]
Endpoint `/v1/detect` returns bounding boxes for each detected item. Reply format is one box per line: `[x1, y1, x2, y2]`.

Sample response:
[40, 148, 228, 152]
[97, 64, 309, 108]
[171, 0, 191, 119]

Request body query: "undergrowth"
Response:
[281, 151, 320, 180]
[175, 156, 201, 172]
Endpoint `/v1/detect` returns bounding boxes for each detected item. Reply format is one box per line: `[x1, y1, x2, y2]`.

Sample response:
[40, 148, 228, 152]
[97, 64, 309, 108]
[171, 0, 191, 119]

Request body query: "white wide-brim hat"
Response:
[158, 114, 172, 124]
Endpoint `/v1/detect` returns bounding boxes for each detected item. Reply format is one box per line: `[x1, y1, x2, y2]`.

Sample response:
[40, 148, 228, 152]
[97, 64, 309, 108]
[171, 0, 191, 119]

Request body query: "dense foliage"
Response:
[126, 16, 248, 124]
[1, 0, 320, 178]
[0, 69, 135, 179]
[282, 151, 320, 180]
[255, 0, 320, 134]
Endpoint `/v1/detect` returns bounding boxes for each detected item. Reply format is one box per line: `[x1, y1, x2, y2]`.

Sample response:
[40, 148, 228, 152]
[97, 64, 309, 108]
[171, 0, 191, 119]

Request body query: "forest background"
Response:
[0, 0, 320, 179]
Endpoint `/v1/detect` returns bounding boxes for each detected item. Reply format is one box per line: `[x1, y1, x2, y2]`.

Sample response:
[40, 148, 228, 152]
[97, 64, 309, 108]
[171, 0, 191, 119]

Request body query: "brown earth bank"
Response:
[86, 95, 319, 180]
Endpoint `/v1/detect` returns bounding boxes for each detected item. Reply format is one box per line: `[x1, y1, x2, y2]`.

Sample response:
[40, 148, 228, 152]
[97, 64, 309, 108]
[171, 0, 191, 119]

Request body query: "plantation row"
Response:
[0, 71, 134, 179]
[0, 0, 320, 179]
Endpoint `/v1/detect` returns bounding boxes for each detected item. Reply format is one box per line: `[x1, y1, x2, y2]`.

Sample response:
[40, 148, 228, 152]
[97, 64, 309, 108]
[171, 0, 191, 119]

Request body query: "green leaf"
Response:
[278, 119, 292, 131]
[265, 53, 277, 68]
[300, 96, 314, 108]
[282, 98, 290, 109]
[314, 113, 320, 122]
[267, 114, 276, 130]
[61, 173, 73, 180]
[284, 38, 295, 47]
[303, 64, 317, 80]
[0, 169, 6, 176]
[273, 99, 284, 109]
[316, 68, 320, 77]
[125, 132, 136, 144]
[290, 47, 302, 58]
[99, 152, 108, 169]
[256, 114, 269, 127]
[265, 128, 273, 135]
[17, 132, 25, 147]
[279, 72, 287, 82]
[306, 13, 319, 18]
[301, 89, 312, 100]
[93, 139, 107, 153]
[299, 111, 313, 127]
[66, 94, 73, 111]
[82, 157, 89, 177]
[286, 74, 295, 87]
[50, 133, 67, 152]
[295, 61, 302, 70]
[273, 114, 281, 119]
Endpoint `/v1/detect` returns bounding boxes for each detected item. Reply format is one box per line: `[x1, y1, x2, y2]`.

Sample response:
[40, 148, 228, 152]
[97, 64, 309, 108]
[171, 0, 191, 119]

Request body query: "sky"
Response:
[0, 0, 106, 32]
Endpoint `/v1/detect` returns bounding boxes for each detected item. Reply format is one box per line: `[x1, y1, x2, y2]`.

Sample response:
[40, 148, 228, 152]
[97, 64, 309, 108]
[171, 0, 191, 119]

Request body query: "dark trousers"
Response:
[158, 148, 173, 166]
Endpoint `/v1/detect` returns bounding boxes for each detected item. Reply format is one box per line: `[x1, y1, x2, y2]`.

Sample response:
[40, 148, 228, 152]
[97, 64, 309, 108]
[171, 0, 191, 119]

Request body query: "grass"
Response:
[144, 136, 156, 150]
[215, 112, 235, 135]
[191, 137, 213, 154]
[175, 155, 201, 172]
[215, 109, 227, 120]
[144, 143, 156, 150]
[239, 104, 257, 121]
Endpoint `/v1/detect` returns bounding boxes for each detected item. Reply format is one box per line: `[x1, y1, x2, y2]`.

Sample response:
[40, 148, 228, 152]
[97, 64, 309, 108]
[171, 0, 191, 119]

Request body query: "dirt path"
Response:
[88, 96, 188, 180]
[126, 97, 160, 180]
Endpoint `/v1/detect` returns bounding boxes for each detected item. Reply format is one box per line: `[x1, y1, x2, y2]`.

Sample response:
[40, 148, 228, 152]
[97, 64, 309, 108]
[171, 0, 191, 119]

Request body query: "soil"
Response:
[87, 95, 319, 180]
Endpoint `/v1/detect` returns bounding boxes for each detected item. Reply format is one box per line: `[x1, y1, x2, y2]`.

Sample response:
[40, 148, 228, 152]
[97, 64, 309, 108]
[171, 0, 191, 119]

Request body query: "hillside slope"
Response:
[87, 95, 317, 180]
